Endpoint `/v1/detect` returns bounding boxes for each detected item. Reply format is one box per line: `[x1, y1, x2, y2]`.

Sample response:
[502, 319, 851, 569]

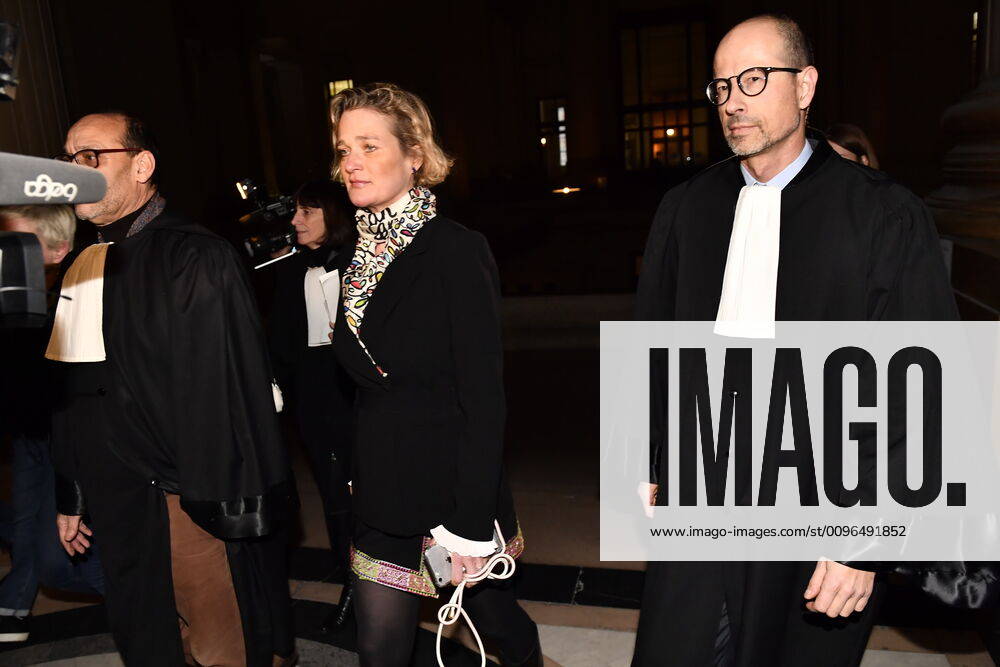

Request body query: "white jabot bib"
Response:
[45, 243, 111, 362]
[714, 184, 781, 339]
[304, 266, 340, 347]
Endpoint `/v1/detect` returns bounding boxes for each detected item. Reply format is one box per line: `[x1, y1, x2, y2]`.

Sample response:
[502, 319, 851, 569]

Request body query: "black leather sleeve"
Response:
[55, 473, 86, 516]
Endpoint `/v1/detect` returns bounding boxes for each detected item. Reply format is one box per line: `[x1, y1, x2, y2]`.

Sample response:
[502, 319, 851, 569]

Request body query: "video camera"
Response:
[235, 178, 299, 269]
[1, 20, 19, 101]
[0, 21, 107, 327]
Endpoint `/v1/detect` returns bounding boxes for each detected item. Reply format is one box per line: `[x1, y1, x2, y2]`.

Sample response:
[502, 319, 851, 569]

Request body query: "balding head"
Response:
[712, 15, 818, 168]
[64, 112, 158, 225]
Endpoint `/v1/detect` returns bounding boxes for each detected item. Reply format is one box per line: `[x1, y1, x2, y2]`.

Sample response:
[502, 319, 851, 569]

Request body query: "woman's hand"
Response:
[450, 553, 487, 587]
[427, 537, 487, 587]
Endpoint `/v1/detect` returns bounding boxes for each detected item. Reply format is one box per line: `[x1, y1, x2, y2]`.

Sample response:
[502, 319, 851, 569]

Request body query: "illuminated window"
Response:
[621, 21, 710, 170]
[328, 79, 354, 97]
[539, 97, 568, 176]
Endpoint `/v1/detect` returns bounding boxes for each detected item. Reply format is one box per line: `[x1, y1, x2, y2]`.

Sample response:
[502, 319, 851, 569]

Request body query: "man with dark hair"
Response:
[116, 112, 160, 184]
[50, 113, 295, 666]
[119, 113, 157, 152]
[631, 15, 956, 666]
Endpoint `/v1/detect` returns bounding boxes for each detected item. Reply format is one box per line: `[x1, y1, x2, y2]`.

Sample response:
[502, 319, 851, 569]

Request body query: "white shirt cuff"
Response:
[271, 382, 284, 413]
[430, 524, 498, 557]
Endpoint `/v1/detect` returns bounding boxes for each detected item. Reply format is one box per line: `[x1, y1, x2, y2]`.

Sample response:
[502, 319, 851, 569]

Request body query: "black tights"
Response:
[354, 577, 538, 667]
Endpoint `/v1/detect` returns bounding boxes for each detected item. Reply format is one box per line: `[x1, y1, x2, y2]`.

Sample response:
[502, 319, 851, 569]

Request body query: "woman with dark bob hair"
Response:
[268, 179, 358, 629]
[329, 82, 541, 666]
[826, 122, 879, 169]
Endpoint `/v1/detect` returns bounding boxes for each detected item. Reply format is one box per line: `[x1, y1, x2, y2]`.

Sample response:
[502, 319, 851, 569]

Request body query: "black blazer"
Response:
[332, 216, 515, 542]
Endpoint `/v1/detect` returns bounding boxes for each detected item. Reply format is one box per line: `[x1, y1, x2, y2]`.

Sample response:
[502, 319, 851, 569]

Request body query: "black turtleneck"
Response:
[300, 243, 338, 268]
[95, 197, 152, 243]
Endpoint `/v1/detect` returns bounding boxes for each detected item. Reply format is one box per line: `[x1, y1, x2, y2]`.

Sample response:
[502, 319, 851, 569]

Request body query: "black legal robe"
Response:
[632, 136, 959, 667]
[51, 210, 294, 666]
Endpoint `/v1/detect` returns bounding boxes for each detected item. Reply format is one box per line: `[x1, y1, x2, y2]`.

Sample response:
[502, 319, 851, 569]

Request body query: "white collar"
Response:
[740, 138, 814, 191]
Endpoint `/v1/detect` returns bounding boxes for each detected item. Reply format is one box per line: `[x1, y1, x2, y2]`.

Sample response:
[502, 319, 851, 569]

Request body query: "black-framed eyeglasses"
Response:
[706, 67, 802, 106]
[53, 148, 141, 168]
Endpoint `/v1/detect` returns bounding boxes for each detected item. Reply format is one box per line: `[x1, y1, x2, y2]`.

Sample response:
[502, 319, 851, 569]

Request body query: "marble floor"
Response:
[1, 637, 984, 667]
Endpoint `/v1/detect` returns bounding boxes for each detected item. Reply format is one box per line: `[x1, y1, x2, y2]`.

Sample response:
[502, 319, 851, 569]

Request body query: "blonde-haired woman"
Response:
[329, 83, 541, 666]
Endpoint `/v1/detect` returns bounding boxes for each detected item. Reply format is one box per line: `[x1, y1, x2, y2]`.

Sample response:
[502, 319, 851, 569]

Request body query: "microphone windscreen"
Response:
[0, 152, 107, 205]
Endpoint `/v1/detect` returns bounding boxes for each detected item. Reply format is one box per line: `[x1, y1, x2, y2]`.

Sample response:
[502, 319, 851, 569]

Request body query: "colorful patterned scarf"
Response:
[342, 186, 437, 375]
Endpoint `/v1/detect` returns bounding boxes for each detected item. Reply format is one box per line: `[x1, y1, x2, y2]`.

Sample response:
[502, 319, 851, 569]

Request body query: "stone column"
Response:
[926, 0, 1000, 319]
[923, 7, 1000, 658]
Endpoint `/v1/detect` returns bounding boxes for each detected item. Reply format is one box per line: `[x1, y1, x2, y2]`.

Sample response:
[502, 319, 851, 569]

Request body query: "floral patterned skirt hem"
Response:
[350, 524, 526, 599]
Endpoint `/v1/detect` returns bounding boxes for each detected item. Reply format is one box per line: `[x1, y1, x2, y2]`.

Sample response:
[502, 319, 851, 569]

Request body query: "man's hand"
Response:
[57, 513, 92, 556]
[637, 482, 658, 518]
[804, 560, 875, 617]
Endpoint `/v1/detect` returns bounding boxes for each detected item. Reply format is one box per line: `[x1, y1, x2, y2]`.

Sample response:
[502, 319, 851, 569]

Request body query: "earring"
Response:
[411, 166, 417, 174]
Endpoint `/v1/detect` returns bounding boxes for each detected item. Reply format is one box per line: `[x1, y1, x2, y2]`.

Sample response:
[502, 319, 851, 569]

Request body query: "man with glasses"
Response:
[54, 113, 159, 242]
[48, 113, 295, 666]
[632, 14, 957, 666]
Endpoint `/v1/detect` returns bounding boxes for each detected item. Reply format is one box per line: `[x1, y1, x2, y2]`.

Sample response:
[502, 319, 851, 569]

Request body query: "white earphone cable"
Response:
[435, 520, 516, 667]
